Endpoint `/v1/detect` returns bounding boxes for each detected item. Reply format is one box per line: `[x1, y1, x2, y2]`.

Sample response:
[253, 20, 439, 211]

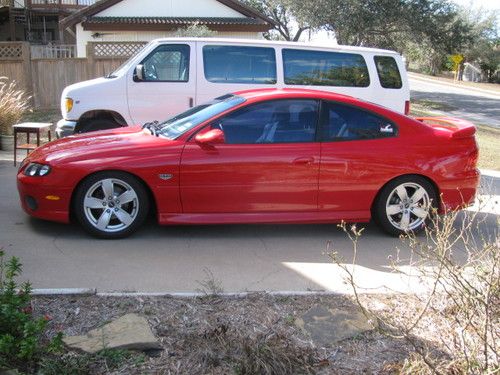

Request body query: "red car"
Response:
[17, 89, 479, 238]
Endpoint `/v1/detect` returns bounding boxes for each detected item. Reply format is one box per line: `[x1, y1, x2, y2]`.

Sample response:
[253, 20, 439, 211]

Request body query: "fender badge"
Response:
[159, 173, 173, 180]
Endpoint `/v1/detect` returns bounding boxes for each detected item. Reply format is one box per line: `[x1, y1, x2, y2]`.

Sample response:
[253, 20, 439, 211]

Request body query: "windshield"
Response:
[158, 95, 246, 139]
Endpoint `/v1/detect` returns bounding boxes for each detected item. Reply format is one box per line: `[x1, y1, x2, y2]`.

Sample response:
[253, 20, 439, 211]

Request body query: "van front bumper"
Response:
[56, 119, 77, 138]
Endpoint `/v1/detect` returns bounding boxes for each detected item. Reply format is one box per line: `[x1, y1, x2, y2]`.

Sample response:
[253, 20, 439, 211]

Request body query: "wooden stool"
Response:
[13, 122, 52, 166]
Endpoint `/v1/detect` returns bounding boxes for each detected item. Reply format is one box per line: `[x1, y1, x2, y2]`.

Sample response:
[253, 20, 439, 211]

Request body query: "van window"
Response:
[211, 99, 319, 144]
[203, 45, 277, 84]
[141, 44, 190, 82]
[374, 56, 402, 89]
[282, 49, 370, 87]
[320, 102, 397, 141]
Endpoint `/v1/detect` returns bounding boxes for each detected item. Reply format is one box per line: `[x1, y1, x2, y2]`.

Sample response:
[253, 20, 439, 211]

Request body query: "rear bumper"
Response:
[56, 119, 77, 138]
[17, 173, 72, 223]
[439, 169, 480, 212]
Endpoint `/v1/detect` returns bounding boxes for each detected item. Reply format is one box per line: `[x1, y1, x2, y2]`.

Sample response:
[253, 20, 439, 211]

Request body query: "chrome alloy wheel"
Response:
[385, 182, 431, 231]
[83, 178, 139, 233]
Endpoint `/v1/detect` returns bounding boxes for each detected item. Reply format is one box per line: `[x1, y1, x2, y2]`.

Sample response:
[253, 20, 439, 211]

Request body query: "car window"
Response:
[203, 45, 277, 84]
[140, 44, 190, 82]
[209, 99, 319, 144]
[374, 56, 402, 89]
[282, 49, 370, 87]
[320, 102, 397, 141]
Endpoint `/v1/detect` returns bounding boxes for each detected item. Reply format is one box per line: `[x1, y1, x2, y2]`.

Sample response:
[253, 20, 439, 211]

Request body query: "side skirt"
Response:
[158, 210, 371, 225]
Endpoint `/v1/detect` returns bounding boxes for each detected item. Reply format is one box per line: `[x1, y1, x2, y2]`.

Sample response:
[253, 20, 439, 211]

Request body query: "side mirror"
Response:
[134, 64, 145, 81]
[195, 129, 225, 145]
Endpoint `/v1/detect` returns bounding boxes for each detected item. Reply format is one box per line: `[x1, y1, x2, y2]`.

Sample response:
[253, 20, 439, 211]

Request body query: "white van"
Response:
[56, 38, 410, 137]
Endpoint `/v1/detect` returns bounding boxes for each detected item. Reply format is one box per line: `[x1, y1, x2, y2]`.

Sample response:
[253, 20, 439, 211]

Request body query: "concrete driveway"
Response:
[1, 157, 497, 294]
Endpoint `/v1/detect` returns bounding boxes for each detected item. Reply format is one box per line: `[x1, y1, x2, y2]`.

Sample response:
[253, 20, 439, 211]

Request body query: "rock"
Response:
[63, 313, 161, 353]
[295, 304, 375, 347]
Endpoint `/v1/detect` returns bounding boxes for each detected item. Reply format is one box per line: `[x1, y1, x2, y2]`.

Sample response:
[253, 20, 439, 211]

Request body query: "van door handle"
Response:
[293, 157, 314, 165]
[189, 97, 194, 107]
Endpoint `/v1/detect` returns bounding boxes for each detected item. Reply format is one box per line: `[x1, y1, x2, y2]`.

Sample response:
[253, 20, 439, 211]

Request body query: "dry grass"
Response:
[32, 293, 421, 374]
[0, 77, 31, 135]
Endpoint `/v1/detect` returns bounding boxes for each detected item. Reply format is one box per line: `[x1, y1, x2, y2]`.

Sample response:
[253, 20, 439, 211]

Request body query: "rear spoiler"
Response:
[414, 117, 476, 139]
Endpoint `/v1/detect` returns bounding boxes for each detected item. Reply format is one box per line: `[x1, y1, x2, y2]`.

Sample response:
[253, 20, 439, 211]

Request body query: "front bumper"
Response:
[17, 173, 72, 223]
[56, 119, 77, 138]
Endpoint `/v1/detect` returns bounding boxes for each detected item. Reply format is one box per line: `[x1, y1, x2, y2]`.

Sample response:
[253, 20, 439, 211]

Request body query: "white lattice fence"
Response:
[0, 43, 25, 60]
[89, 42, 147, 59]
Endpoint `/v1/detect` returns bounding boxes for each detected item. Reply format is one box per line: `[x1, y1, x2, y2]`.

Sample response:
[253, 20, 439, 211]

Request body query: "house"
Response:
[0, 0, 94, 44]
[59, 0, 275, 57]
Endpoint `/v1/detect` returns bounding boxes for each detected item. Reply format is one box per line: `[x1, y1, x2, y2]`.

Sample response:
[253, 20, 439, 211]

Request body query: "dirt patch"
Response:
[31, 293, 427, 374]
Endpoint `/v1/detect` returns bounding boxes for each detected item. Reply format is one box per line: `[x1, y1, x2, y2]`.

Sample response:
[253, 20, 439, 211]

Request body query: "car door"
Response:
[127, 42, 196, 125]
[318, 101, 401, 215]
[180, 99, 321, 213]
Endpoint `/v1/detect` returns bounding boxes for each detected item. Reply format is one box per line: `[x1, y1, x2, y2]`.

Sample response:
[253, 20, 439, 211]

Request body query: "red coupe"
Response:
[17, 89, 479, 238]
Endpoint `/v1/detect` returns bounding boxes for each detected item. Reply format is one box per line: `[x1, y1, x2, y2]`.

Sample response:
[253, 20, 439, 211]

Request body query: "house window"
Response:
[282, 49, 370, 87]
[141, 44, 190, 82]
[374, 56, 403, 89]
[320, 102, 397, 141]
[203, 45, 277, 84]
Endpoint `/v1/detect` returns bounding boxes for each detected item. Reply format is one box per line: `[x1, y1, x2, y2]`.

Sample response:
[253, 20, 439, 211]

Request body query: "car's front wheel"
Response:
[373, 176, 437, 236]
[74, 172, 149, 239]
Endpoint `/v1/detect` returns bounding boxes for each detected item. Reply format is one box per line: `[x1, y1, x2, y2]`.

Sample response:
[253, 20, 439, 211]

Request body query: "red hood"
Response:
[27, 126, 175, 164]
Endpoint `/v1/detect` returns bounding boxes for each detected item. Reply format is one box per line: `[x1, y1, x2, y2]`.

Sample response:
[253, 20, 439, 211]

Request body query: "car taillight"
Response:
[404, 100, 410, 115]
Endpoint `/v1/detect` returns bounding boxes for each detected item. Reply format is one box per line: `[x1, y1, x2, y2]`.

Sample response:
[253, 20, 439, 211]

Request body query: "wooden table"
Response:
[13, 122, 52, 166]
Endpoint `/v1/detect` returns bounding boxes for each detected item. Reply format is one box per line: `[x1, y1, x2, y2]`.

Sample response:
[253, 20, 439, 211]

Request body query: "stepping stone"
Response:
[295, 304, 375, 347]
[63, 313, 161, 354]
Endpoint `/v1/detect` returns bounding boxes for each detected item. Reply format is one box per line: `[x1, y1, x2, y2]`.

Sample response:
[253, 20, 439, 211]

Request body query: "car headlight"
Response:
[24, 163, 51, 177]
[64, 97, 74, 113]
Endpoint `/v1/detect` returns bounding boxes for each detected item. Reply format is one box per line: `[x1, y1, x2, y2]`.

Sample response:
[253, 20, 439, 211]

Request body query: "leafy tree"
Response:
[241, 0, 311, 41]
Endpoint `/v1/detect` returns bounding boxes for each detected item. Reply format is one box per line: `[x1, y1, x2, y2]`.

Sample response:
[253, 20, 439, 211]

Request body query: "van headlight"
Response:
[24, 163, 51, 177]
[64, 97, 74, 113]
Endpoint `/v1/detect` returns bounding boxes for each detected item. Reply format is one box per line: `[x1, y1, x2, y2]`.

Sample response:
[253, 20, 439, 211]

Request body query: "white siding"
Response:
[76, 24, 262, 57]
[96, 0, 243, 17]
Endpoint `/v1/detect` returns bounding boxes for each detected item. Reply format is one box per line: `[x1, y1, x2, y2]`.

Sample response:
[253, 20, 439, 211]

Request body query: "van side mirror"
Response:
[195, 129, 225, 145]
[134, 64, 145, 81]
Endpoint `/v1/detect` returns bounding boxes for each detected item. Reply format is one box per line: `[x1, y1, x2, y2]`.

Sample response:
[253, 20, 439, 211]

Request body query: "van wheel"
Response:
[77, 118, 120, 133]
[373, 176, 437, 236]
[74, 172, 149, 239]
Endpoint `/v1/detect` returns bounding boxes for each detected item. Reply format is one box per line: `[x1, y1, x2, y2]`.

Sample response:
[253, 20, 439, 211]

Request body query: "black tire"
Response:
[73, 171, 149, 239]
[372, 175, 437, 236]
[77, 118, 120, 133]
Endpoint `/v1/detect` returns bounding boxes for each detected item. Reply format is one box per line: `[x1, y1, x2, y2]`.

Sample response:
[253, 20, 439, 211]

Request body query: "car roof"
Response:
[233, 88, 356, 102]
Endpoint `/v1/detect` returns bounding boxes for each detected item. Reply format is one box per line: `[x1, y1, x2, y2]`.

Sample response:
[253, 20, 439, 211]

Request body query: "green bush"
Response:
[0, 249, 62, 372]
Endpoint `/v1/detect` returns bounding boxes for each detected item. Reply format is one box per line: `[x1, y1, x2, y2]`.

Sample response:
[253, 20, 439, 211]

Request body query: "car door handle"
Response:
[293, 157, 314, 165]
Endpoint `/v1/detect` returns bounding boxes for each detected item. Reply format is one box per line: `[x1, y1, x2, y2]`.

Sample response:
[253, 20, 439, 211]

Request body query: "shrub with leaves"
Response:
[0, 77, 31, 136]
[0, 249, 62, 372]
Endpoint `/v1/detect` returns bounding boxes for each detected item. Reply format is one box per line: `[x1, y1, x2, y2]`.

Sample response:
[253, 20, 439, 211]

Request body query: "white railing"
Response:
[30, 44, 76, 59]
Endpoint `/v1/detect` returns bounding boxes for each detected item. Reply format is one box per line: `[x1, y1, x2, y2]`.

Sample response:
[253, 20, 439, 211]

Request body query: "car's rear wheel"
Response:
[74, 172, 149, 239]
[373, 176, 437, 236]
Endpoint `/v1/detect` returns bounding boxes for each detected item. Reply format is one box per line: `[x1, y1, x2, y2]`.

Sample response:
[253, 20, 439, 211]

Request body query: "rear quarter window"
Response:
[282, 49, 370, 87]
[203, 45, 277, 84]
[374, 56, 402, 89]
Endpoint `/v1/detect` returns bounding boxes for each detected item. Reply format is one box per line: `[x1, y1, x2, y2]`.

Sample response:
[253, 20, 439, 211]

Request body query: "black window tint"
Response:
[320, 102, 397, 141]
[374, 56, 402, 89]
[203, 45, 277, 84]
[140, 44, 190, 82]
[282, 49, 370, 87]
[211, 99, 319, 144]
